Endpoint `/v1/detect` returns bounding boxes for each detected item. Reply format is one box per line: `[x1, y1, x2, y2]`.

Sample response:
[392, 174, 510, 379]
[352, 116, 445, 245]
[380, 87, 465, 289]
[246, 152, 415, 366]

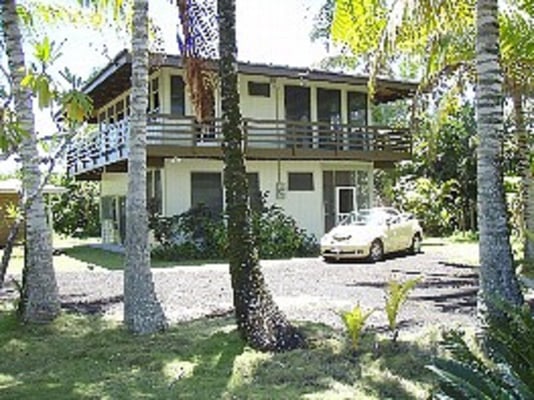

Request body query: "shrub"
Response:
[341, 304, 374, 350]
[385, 277, 422, 342]
[51, 176, 100, 238]
[150, 199, 318, 261]
[428, 302, 534, 399]
[393, 177, 462, 236]
[251, 202, 319, 259]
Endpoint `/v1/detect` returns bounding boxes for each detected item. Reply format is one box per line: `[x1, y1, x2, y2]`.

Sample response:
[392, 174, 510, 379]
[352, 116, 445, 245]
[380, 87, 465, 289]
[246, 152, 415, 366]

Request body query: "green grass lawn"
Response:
[62, 245, 179, 270]
[0, 309, 438, 400]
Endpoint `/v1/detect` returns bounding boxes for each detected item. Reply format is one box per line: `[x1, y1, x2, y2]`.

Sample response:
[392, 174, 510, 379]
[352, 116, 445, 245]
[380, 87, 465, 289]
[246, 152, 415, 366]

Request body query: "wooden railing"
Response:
[67, 114, 411, 175]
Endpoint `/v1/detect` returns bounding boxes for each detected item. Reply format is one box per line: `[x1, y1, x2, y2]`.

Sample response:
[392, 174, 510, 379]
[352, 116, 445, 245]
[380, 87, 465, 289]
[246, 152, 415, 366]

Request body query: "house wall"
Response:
[163, 158, 372, 239]
[100, 159, 372, 242]
[93, 67, 372, 126]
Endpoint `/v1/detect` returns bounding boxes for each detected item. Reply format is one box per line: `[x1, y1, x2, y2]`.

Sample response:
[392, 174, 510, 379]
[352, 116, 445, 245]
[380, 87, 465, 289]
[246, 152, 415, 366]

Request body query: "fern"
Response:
[341, 304, 374, 350]
[384, 277, 422, 341]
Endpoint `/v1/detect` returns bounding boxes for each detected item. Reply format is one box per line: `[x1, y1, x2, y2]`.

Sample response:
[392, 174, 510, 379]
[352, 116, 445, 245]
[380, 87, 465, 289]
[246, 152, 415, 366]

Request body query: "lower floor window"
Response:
[191, 172, 223, 216]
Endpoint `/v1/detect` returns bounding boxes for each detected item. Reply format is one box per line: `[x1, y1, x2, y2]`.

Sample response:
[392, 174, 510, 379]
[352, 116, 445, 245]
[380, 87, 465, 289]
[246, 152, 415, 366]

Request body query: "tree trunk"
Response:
[513, 91, 534, 260]
[0, 218, 22, 287]
[475, 0, 523, 321]
[218, 0, 305, 352]
[123, 0, 167, 334]
[2, 0, 60, 323]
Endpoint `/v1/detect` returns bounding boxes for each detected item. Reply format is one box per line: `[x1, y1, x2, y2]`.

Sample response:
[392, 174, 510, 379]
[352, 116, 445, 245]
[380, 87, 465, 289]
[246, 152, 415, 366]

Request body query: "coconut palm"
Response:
[330, 0, 525, 320]
[1, 0, 60, 322]
[475, 0, 523, 315]
[123, 0, 167, 334]
[217, 0, 304, 351]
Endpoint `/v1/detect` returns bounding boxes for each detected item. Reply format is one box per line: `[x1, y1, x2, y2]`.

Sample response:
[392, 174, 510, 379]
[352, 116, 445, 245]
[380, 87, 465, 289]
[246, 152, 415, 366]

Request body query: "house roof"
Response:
[0, 179, 67, 195]
[83, 49, 419, 113]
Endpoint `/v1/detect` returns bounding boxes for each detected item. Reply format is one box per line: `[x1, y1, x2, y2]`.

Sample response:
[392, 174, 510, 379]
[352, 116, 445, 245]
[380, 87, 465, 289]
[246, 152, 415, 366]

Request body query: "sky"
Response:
[1, 0, 329, 174]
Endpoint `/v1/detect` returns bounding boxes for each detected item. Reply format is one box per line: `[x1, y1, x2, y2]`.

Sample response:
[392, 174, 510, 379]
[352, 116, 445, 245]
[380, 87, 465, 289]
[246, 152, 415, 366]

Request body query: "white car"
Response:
[320, 207, 423, 262]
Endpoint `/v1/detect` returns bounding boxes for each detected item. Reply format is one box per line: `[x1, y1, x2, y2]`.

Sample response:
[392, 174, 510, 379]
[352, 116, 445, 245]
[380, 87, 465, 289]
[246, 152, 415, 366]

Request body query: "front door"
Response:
[336, 187, 356, 224]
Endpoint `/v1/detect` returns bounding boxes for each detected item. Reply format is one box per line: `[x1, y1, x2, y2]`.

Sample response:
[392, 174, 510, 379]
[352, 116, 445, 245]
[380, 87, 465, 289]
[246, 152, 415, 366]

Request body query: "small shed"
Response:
[0, 179, 66, 247]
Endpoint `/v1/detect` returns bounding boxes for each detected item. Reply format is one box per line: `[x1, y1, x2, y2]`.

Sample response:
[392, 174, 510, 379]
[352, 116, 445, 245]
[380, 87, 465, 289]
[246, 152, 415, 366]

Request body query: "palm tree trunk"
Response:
[124, 0, 167, 334]
[513, 91, 534, 260]
[218, 0, 304, 352]
[2, 0, 60, 323]
[475, 0, 523, 321]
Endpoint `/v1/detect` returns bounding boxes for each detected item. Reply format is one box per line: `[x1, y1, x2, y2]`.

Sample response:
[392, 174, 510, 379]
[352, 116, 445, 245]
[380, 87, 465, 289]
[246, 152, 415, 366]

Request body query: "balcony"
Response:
[67, 114, 412, 177]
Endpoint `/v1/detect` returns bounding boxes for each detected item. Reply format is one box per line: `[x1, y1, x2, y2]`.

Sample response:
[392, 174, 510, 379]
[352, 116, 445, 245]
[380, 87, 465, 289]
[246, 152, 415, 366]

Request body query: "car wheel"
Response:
[323, 256, 335, 264]
[369, 240, 384, 262]
[410, 234, 422, 255]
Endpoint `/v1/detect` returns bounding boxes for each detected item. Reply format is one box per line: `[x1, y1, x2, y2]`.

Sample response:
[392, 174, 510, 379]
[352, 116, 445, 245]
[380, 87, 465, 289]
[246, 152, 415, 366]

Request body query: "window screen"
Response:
[348, 91, 368, 126]
[288, 172, 314, 191]
[171, 75, 185, 115]
[248, 82, 270, 97]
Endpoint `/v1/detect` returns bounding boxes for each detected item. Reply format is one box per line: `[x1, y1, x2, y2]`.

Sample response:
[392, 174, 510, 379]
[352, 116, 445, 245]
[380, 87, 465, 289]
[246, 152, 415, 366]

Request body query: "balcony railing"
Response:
[67, 114, 411, 175]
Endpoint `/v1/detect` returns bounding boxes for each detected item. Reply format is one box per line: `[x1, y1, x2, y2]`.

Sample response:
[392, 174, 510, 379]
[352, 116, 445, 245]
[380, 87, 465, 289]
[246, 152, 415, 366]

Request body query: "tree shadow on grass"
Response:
[60, 294, 124, 315]
[0, 313, 439, 400]
[0, 312, 244, 400]
[228, 322, 437, 399]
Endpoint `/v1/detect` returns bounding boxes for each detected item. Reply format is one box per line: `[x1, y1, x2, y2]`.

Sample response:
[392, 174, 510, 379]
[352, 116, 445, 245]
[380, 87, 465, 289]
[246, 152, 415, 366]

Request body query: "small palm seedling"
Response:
[341, 304, 374, 350]
[385, 277, 422, 342]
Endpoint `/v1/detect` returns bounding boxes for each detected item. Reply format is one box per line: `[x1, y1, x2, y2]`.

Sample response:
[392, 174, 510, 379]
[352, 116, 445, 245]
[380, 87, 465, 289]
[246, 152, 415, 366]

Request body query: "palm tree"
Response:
[331, 0, 525, 321]
[475, 0, 523, 316]
[217, 0, 304, 351]
[2, 0, 60, 322]
[123, 0, 167, 334]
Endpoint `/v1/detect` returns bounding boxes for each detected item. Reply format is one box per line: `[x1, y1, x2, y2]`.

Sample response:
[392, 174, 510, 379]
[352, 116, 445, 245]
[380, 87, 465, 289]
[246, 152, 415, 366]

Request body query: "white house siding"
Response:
[163, 158, 372, 239]
[99, 159, 373, 242]
[101, 172, 128, 196]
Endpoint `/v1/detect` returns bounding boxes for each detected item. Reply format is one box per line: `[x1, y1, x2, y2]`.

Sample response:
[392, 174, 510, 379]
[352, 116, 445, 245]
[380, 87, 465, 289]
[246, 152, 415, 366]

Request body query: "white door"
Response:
[336, 187, 356, 223]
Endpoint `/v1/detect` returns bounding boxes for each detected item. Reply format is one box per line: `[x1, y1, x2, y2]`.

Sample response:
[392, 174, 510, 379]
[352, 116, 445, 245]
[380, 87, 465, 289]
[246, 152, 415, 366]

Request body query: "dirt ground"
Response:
[1, 241, 480, 338]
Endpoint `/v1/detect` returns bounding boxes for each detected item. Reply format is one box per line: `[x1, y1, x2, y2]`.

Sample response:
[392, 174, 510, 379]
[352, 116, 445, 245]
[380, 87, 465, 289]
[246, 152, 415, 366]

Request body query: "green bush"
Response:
[394, 177, 462, 236]
[149, 205, 227, 260]
[428, 302, 534, 399]
[150, 200, 319, 261]
[51, 176, 100, 238]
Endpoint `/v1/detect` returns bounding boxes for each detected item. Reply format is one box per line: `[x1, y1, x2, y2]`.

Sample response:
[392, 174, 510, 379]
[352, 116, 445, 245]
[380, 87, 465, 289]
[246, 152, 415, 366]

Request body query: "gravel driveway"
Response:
[3, 245, 478, 336]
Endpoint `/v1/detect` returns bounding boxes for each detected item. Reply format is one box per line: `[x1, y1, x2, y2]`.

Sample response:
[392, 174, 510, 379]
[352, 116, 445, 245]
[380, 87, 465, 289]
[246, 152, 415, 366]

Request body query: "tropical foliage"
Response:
[384, 277, 421, 342]
[429, 303, 534, 399]
[51, 176, 100, 238]
[341, 304, 374, 350]
[150, 203, 319, 261]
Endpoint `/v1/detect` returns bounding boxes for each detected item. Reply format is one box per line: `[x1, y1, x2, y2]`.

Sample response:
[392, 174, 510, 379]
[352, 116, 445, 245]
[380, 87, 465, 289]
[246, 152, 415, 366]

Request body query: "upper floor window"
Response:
[149, 77, 160, 113]
[288, 172, 314, 191]
[171, 75, 185, 116]
[248, 81, 270, 97]
[348, 91, 367, 126]
[317, 88, 342, 129]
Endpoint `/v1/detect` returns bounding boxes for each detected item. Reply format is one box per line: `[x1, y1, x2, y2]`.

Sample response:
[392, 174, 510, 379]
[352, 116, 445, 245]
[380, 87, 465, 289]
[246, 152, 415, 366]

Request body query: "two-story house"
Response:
[67, 50, 416, 244]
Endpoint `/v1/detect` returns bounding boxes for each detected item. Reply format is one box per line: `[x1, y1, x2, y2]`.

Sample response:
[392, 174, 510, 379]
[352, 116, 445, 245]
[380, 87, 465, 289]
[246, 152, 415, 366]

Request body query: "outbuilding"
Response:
[0, 179, 66, 247]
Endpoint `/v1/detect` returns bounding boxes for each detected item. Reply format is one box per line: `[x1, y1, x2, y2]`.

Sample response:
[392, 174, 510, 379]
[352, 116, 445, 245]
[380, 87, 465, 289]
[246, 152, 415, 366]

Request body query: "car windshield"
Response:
[339, 209, 391, 226]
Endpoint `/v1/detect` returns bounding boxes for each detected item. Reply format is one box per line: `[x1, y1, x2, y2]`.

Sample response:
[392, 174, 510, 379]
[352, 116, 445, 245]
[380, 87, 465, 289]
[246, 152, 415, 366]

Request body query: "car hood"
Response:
[323, 224, 383, 243]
